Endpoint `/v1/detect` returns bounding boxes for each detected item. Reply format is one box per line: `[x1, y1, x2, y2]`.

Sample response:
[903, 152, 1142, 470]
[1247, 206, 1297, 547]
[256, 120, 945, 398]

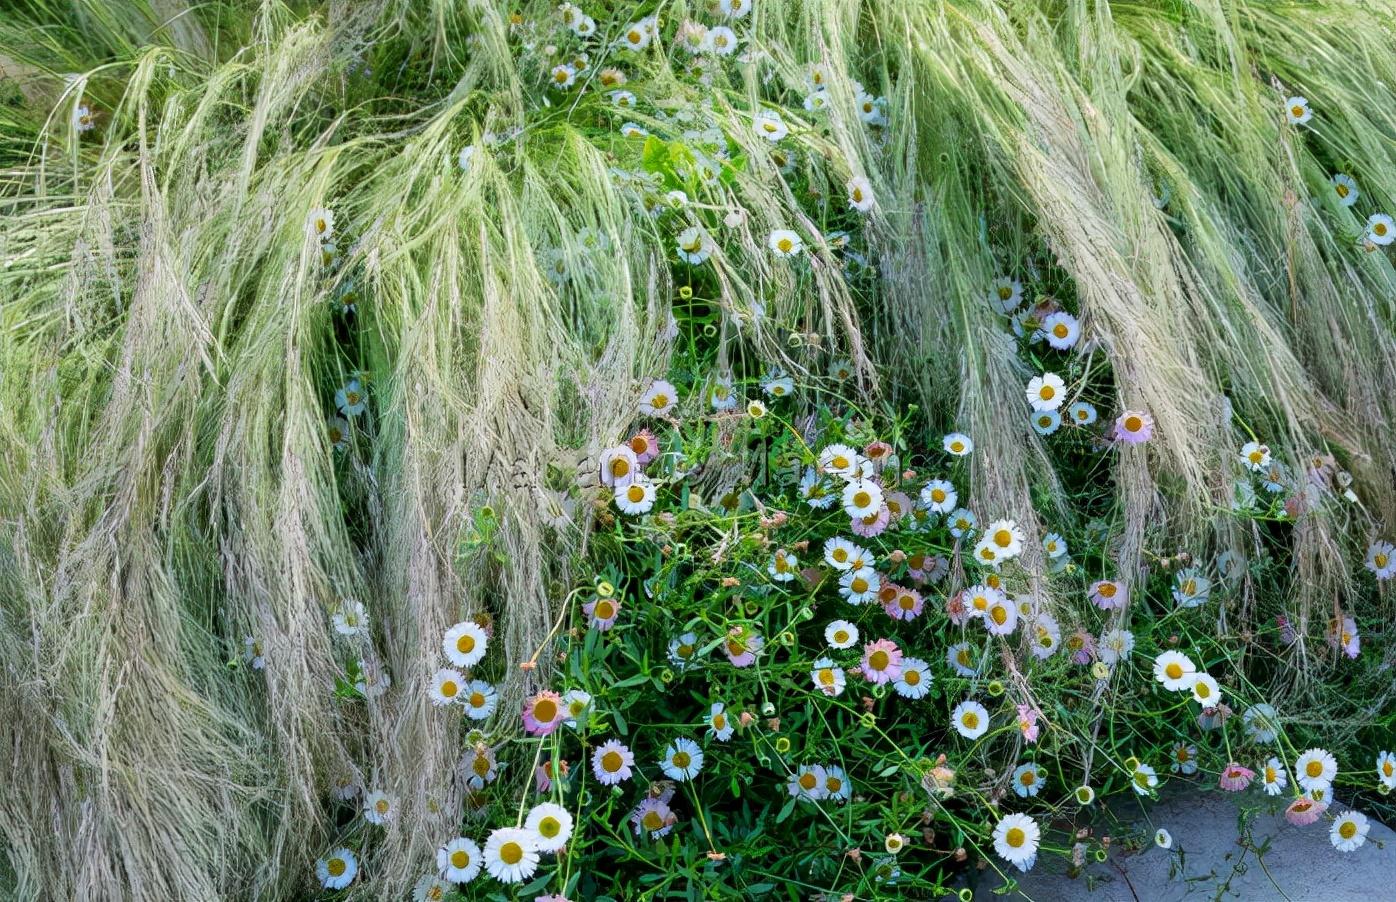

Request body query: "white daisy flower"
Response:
[824, 619, 859, 649]
[762, 374, 794, 398]
[483, 827, 540, 883]
[562, 689, 592, 727]
[943, 432, 973, 456]
[993, 813, 1040, 872]
[1131, 762, 1159, 796]
[719, 0, 752, 18]
[609, 89, 637, 109]
[810, 657, 847, 697]
[1331, 173, 1359, 207]
[847, 176, 875, 212]
[1331, 811, 1369, 852]
[308, 207, 335, 242]
[437, 837, 482, 884]
[1012, 763, 1045, 797]
[983, 595, 1018, 636]
[1377, 751, 1396, 789]
[335, 379, 367, 416]
[708, 702, 735, 741]
[768, 548, 799, 582]
[947, 508, 977, 538]
[1031, 409, 1062, 435]
[640, 379, 678, 416]
[668, 632, 699, 670]
[429, 668, 465, 706]
[1239, 441, 1271, 471]
[952, 700, 990, 739]
[660, 737, 705, 781]
[893, 658, 932, 699]
[1042, 533, 1068, 558]
[754, 109, 789, 142]
[1259, 757, 1288, 796]
[549, 64, 577, 89]
[317, 848, 358, 889]
[947, 642, 980, 677]
[822, 536, 860, 570]
[1040, 311, 1080, 349]
[676, 226, 713, 264]
[1098, 628, 1135, 664]
[1284, 96, 1312, 125]
[331, 599, 369, 636]
[985, 519, 1025, 558]
[72, 103, 96, 132]
[819, 444, 861, 478]
[462, 679, 498, 720]
[1172, 568, 1211, 608]
[618, 22, 652, 51]
[1027, 373, 1066, 411]
[1068, 401, 1098, 425]
[1029, 614, 1061, 660]
[746, 399, 768, 419]
[457, 145, 477, 171]
[838, 567, 880, 604]
[443, 621, 488, 668]
[326, 416, 351, 451]
[1295, 748, 1338, 791]
[841, 478, 883, 519]
[919, 479, 957, 513]
[1189, 672, 1222, 707]
[1365, 213, 1394, 245]
[615, 479, 657, 515]
[710, 376, 738, 411]
[525, 802, 574, 853]
[620, 122, 648, 138]
[1365, 541, 1396, 579]
[768, 229, 803, 257]
[704, 25, 738, 55]
[1152, 651, 1196, 691]
[989, 277, 1023, 313]
[1155, 828, 1173, 850]
[363, 789, 395, 824]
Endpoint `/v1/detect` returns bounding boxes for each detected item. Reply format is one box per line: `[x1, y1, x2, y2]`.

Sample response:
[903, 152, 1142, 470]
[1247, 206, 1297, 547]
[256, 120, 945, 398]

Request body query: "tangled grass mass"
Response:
[4, 0, 1396, 899]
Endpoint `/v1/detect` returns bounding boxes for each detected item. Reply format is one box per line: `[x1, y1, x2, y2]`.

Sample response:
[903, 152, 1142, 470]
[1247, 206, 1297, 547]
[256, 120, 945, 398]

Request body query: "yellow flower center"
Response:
[1291, 105, 1304, 118]
[375, 799, 389, 814]
[1124, 415, 1143, 433]
[799, 772, 818, 790]
[713, 713, 726, 730]
[990, 606, 1008, 626]
[962, 712, 979, 729]
[1020, 771, 1035, 786]
[832, 547, 849, 562]
[533, 698, 558, 724]
[672, 751, 691, 769]
[869, 650, 889, 671]
[1039, 385, 1056, 401]
[327, 858, 347, 876]
[1340, 821, 1357, 840]
[450, 850, 469, 869]
[677, 644, 694, 659]
[998, 286, 1012, 300]
[1005, 827, 1025, 847]
[950, 441, 965, 453]
[500, 841, 523, 865]
[777, 238, 793, 252]
[1376, 553, 1390, 568]
[538, 816, 561, 838]
[651, 393, 669, 409]
[595, 600, 616, 620]
[1053, 323, 1069, 338]
[994, 529, 1013, 547]
[956, 648, 972, 666]
[611, 457, 631, 477]
[1306, 760, 1323, 778]
[904, 669, 920, 686]
[851, 577, 869, 593]
[1337, 183, 1350, 197]
[1165, 662, 1183, 680]
[1134, 771, 1150, 788]
[642, 809, 664, 831]
[440, 680, 458, 698]
[469, 692, 485, 707]
[1196, 682, 1211, 699]
[1098, 582, 1117, 598]
[473, 756, 491, 777]
[456, 633, 476, 654]
[602, 751, 624, 773]
[818, 668, 835, 686]
[626, 485, 645, 503]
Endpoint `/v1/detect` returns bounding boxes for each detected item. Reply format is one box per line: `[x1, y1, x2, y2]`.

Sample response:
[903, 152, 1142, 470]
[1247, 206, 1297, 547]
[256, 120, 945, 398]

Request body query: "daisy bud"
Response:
[766, 718, 780, 731]
[738, 711, 755, 728]
[846, 848, 862, 862]
[721, 576, 740, 587]
[888, 549, 907, 564]
[953, 847, 967, 862]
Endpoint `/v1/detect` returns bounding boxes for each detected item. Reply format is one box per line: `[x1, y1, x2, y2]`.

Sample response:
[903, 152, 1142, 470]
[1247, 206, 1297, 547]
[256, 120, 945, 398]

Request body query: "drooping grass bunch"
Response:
[1, 0, 1394, 898]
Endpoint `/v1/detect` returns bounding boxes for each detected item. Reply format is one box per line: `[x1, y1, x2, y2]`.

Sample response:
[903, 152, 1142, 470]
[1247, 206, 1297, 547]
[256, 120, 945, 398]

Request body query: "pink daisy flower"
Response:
[851, 504, 891, 537]
[534, 759, 568, 794]
[1219, 763, 1254, 791]
[884, 491, 913, 522]
[523, 690, 565, 736]
[1113, 410, 1154, 444]
[583, 596, 622, 631]
[1285, 797, 1327, 826]
[1016, 704, 1041, 744]
[723, 629, 763, 668]
[627, 428, 660, 465]
[592, 739, 635, 785]
[883, 585, 925, 622]
[631, 797, 677, 839]
[1088, 579, 1127, 610]
[1066, 630, 1096, 665]
[945, 591, 971, 626]
[860, 638, 904, 685]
